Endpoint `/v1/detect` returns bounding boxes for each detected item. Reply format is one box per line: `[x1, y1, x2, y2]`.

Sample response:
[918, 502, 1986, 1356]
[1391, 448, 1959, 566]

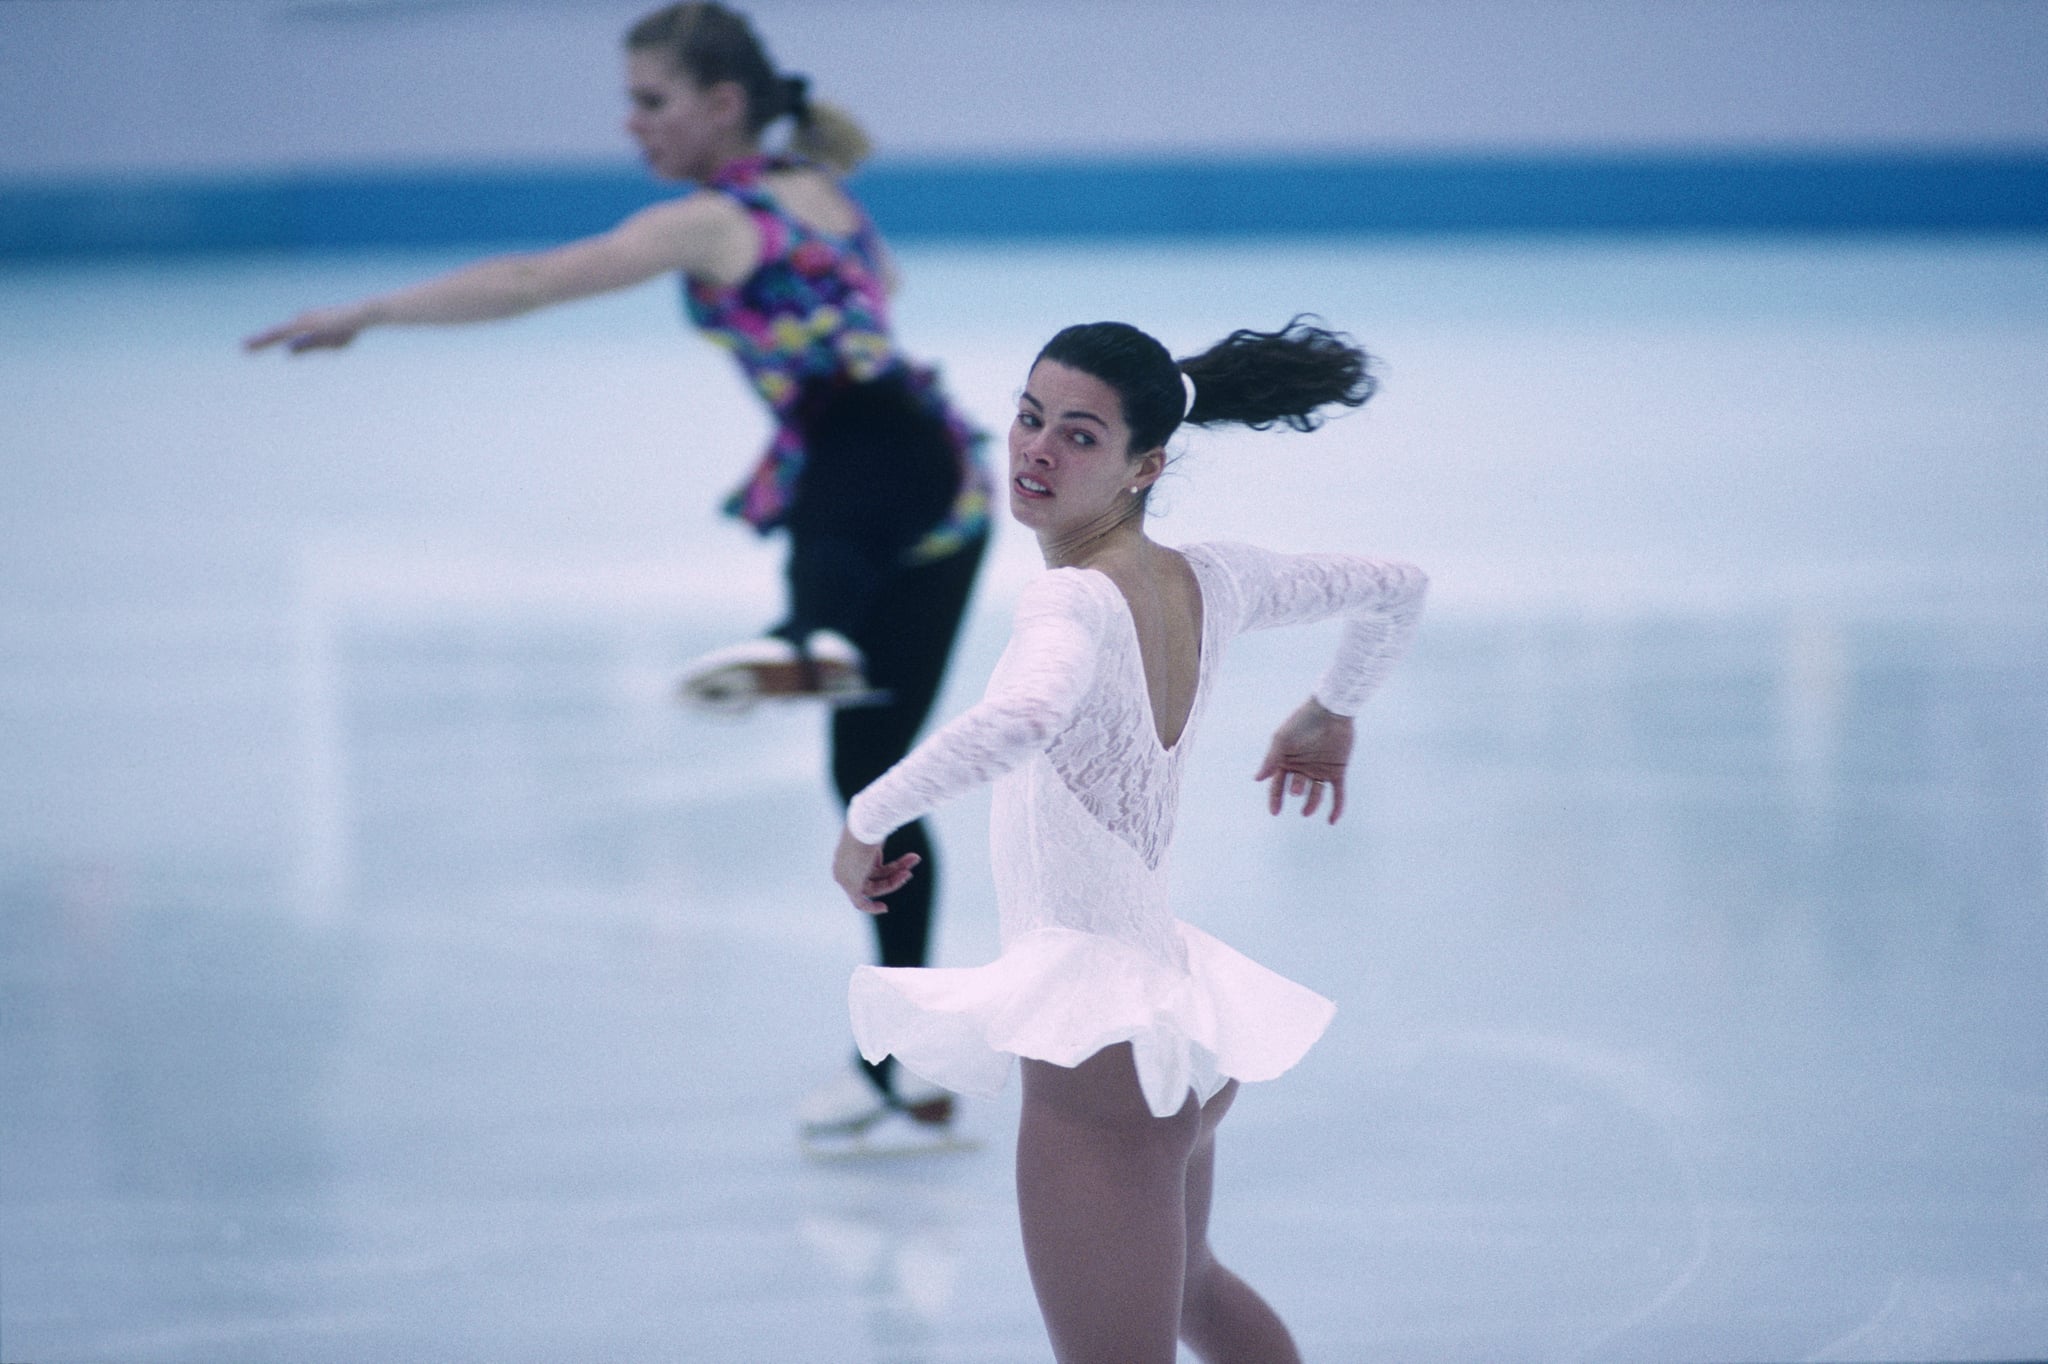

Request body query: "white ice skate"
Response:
[797, 1062, 977, 1161]
[676, 630, 890, 715]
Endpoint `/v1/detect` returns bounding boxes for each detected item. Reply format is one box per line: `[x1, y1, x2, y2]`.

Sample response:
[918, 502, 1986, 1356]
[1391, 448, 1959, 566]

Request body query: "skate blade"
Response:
[677, 662, 890, 713]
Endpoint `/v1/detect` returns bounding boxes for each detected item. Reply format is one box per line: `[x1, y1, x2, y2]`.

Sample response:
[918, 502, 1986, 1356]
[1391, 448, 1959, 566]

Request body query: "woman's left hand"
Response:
[832, 826, 921, 915]
[1253, 697, 1355, 823]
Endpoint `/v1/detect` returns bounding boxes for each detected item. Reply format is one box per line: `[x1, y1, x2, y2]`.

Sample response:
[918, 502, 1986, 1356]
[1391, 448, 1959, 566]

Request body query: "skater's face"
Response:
[624, 50, 745, 182]
[1009, 360, 1164, 536]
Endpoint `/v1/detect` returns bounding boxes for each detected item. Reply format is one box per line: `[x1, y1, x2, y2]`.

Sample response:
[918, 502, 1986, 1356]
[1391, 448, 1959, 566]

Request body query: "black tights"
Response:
[826, 532, 985, 960]
[823, 534, 984, 1094]
[773, 373, 986, 1096]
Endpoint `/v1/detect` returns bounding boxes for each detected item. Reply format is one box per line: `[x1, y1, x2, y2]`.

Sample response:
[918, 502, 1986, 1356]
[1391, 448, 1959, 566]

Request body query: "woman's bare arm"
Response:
[244, 192, 754, 352]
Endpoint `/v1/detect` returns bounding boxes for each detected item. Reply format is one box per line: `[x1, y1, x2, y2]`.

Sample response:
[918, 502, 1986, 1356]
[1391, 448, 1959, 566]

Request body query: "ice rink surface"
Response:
[3, 236, 2046, 1361]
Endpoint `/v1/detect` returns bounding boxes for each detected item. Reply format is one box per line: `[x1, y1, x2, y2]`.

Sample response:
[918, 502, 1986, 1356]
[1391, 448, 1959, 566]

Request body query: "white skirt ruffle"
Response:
[849, 922, 1335, 1119]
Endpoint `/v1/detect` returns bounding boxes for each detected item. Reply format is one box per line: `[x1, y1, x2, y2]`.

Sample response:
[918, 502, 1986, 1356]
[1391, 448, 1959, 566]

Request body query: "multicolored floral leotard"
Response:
[685, 154, 990, 563]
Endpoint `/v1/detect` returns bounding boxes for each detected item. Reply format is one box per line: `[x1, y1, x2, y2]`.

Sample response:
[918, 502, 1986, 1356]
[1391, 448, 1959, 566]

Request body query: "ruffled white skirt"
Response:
[849, 922, 1336, 1119]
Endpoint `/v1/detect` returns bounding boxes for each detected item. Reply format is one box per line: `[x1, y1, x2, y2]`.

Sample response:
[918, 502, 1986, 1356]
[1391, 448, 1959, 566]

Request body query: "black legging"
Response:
[831, 532, 985, 967]
[777, 372, 989, 972]
[776, 373, 962, 646]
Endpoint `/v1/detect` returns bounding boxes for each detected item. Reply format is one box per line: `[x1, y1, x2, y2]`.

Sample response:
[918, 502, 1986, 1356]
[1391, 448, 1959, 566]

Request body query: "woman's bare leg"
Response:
[1016, 1044, 1200, 1363]
[1177, 1081, 1304, 1363]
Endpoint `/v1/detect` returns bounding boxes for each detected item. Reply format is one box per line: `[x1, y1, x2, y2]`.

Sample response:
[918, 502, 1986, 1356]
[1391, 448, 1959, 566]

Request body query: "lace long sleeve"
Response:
[1192, 540, 1428, 717]
[846, 569, 1108, 844]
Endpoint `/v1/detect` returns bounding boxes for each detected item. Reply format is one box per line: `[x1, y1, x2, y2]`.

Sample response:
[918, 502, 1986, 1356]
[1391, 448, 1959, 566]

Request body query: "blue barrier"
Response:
[4, 151, 2045, 257]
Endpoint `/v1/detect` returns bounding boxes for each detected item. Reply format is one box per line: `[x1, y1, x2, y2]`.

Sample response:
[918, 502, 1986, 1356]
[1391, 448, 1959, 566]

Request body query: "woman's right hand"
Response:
[1253, 697, 1355, 823]
[243, 304, 372, 354]
[832, 826, 921, 915]
[240, 191, 750, 358]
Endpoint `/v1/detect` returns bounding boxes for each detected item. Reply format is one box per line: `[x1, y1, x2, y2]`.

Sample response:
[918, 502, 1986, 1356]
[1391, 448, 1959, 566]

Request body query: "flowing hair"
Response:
[1035, 316, 1376, 457]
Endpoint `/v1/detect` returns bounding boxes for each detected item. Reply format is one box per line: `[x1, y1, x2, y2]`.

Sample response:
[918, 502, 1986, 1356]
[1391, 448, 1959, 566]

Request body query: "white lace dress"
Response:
[846, 540, 1428, 1117]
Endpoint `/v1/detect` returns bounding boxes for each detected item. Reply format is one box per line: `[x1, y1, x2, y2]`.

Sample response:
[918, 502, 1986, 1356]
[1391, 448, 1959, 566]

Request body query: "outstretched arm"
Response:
[832, 572, 1106, 911]
[1196, 541, 1426, 824]
[243, 192, 752, 353]
[1202, 541, 1426, 712]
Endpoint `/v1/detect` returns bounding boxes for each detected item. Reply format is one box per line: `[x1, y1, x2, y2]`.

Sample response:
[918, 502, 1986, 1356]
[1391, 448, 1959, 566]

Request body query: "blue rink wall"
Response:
[6, 150, 2048, 257]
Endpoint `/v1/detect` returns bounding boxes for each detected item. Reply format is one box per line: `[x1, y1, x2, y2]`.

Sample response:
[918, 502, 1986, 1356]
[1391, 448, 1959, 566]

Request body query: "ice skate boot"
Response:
[798, 1060, 975, 1160]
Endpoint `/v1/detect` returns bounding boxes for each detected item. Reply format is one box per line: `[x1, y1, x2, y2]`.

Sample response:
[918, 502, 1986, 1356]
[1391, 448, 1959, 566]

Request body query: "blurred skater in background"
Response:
[247, 1, 990, 1148]
[834, 318, 1427, 1361]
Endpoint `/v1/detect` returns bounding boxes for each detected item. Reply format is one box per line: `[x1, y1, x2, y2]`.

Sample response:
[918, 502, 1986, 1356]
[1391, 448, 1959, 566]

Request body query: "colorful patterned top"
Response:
[684, 154, 990, 564]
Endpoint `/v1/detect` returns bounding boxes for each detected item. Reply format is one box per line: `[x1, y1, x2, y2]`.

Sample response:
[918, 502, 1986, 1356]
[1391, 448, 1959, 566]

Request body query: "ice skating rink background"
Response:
[5, 2, 2048, 1361]
[5, 233, 2045, 1364]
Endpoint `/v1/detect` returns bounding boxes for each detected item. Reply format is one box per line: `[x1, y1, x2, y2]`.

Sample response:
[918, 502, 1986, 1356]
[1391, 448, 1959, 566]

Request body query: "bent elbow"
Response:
[1012, 704, 1062, 749]
[1367, 560, 1428, 616]
[498, 258, 558, 316]
[1000, 693, 1080, 752]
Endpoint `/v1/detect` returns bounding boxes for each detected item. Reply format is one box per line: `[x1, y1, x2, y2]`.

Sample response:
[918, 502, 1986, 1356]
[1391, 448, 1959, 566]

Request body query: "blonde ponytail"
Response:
[791, 99, 872, 175]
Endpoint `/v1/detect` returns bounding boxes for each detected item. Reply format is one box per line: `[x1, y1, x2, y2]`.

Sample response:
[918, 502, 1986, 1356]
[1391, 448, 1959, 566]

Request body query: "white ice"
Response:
[2, 237, 2045, 1361]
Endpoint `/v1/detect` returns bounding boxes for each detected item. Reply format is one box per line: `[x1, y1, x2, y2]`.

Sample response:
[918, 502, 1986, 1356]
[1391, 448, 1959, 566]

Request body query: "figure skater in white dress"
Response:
[830, 317, 1427, 1362]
